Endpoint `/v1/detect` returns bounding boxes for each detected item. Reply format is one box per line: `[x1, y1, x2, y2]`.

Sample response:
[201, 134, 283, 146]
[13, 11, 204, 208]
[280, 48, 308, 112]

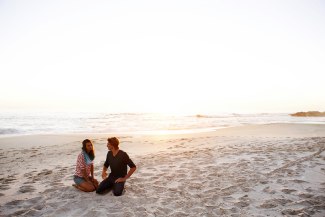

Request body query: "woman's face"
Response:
[85, 142, 93, 153]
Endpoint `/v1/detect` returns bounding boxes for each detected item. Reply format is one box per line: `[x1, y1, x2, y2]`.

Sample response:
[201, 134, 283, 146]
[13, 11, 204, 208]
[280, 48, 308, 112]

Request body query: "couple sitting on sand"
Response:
[73, 137, 136, 196]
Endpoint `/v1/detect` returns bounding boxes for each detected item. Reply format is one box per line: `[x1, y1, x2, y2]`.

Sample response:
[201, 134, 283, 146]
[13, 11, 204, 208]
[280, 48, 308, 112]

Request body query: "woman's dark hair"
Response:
[108, 137, 119, 149]
[82, 139, 95, 160]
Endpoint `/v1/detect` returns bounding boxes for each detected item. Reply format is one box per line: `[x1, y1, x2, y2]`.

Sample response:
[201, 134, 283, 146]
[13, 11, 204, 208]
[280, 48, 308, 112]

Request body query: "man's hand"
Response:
[102, 171, 108, 180]
[115, 177, 126, 183]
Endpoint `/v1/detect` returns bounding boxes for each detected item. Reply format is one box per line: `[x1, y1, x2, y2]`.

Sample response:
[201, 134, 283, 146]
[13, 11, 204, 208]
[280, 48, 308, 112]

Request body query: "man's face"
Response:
[107, 141, 112, 151]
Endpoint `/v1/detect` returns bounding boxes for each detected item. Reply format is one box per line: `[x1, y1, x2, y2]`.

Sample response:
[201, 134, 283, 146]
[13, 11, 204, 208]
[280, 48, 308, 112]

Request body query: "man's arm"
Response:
[101, 166, 108, 180]
[102, 153, 110, 180]
[125, 166, 136, 179]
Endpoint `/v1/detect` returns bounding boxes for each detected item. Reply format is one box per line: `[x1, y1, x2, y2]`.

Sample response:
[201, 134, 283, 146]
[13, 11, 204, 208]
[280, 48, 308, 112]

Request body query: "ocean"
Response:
[0, 112, 324, 137]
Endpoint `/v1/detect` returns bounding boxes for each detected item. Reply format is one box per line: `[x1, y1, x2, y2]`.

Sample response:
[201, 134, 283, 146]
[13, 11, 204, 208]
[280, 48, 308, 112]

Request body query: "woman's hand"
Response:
[91, 178, 99, 189]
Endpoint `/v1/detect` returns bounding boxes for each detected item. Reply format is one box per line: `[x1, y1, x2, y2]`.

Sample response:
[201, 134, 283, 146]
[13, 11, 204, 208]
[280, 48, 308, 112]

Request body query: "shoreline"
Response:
[1, 123, 325, 149]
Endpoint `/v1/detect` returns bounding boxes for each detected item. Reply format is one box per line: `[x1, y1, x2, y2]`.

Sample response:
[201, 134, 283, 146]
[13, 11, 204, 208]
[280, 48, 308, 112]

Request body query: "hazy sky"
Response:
[1, 0, 324, 114]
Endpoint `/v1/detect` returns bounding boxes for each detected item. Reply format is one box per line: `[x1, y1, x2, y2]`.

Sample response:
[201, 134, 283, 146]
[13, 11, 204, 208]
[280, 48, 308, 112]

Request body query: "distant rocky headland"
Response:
[290, 111, 325, 117]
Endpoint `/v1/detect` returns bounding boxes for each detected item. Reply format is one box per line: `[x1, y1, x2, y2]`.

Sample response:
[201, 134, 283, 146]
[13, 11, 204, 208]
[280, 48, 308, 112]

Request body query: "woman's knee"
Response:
[80, 182, 95, 192]
[86, 186, 95, 192]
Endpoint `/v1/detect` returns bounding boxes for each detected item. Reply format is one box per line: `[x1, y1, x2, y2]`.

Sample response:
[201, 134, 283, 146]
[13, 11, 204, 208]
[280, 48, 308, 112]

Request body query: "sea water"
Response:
[0, 112, 324, 137]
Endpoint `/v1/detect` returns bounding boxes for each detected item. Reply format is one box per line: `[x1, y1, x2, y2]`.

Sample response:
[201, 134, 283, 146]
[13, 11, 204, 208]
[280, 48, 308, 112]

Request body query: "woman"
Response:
[73, 139, 98, 192]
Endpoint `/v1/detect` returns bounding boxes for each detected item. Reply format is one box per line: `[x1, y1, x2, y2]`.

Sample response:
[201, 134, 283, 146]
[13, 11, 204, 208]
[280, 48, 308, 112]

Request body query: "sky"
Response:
[0, 0, 324, 114]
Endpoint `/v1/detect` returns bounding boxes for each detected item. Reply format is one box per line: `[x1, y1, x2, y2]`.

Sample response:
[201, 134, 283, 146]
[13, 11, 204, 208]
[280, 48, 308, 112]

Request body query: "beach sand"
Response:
[0, 124, 325, 216]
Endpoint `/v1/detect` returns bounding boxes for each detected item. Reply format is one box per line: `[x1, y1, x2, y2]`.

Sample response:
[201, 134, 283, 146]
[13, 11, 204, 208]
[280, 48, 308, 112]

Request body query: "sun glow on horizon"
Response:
[1, 0, 324, 114]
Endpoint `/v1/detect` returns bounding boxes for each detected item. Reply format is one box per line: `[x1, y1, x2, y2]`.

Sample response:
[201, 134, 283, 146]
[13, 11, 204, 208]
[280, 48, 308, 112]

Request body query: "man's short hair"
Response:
[108, 137, 119, 149]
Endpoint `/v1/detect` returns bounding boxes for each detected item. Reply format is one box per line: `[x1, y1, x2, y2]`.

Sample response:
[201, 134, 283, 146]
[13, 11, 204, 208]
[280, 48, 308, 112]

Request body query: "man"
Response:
[96, 137, 136, 196]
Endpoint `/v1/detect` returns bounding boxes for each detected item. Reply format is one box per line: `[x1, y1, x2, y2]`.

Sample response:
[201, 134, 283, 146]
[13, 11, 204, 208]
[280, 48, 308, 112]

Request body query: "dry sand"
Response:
[0, 124, 324, 216]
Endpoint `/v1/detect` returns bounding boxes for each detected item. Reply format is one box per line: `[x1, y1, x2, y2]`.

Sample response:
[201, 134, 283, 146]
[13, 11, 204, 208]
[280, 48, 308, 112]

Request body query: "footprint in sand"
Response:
[290, 199, 320, 206]
[274, 198, 292, 206]
[213, 207, 229, 215]
[19, 185, 36, 193]
[30, 154, 39, 157]
[305, 187, 313, 192]
[23, 209, 42, 216]
[9, 210, 28, 216]
[38, 169, 53, 176]
[262, 186, 276, 194]
[59, 167, 68, 172]
[259, 180, 268, 184]
[281, 188, 297, 194]
[291, 179, 309, 184]
[298, 192, 313, 198]
[235, 200, 250, 208]
[139, 172, 154, 176]
[282, 208, 315, 216]
[23, 180, 36, 185]
[5, 199, 24, 206]
[220, 186, 238, 196]
[24, 172, 35, 178]
[23, 196, 43, 205]
[0, 184, 10, 191]
[259, 200, 278, 209]
[1, 176, 17, 184]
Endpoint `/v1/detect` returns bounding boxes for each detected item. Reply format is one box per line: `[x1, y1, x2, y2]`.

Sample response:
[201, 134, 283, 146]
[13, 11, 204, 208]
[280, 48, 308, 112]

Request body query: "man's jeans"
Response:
[96, 174, 125, 196]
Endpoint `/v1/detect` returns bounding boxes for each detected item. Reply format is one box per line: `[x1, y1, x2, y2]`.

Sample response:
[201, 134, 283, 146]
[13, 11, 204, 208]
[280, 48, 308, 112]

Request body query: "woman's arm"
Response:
[90, 164, 94, 180]
[76, 153, 90, 181]
[82, 169, 90, 182]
